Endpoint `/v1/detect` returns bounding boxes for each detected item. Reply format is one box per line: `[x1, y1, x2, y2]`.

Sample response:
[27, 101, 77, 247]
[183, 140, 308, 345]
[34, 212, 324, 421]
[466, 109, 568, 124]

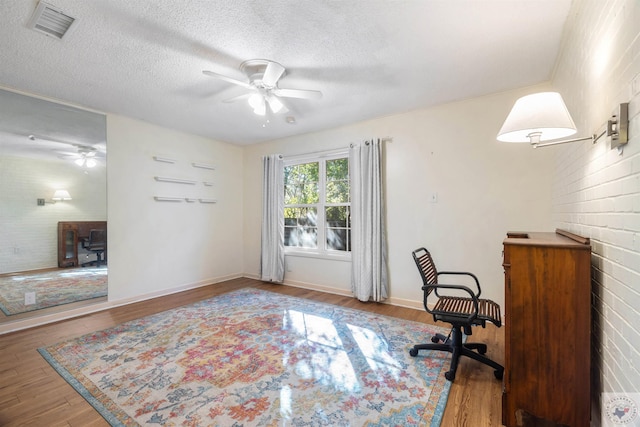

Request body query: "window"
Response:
[284, 154, 350, 256]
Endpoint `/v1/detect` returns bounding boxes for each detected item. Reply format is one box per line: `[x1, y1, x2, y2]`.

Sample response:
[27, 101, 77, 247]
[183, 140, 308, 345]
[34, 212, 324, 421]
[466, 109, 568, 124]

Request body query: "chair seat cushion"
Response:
[433, 296, 501, 327]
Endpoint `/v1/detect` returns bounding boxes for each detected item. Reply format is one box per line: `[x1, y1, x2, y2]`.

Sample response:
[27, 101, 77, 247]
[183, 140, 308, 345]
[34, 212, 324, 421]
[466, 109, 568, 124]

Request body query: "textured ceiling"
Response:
[0, 0, 573, 146]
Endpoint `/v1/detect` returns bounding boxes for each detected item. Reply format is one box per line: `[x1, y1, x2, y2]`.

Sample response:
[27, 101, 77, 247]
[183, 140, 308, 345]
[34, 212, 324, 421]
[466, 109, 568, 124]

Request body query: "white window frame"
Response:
[283, 150, 351, 261]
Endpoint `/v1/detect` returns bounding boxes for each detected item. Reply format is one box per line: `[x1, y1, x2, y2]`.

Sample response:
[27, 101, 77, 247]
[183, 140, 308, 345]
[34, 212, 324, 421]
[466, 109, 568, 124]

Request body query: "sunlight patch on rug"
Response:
[0, 267, 107, 315]
[39, 288, 452, 426]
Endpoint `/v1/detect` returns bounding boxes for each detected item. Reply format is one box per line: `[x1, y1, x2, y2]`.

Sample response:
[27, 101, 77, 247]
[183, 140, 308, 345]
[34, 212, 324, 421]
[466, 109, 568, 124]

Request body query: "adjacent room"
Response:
[1, 1, 638, 426]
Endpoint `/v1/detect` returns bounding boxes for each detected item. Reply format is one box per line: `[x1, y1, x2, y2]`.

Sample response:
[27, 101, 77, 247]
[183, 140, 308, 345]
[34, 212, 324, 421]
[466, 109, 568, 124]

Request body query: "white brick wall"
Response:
[552, 0, 640, 423]
[0, 155, 107, 273]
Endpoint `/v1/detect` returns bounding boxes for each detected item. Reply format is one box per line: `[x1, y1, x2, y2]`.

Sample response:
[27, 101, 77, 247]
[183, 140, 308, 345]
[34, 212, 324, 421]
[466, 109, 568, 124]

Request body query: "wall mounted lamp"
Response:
[497, 92, 629, 149]
[37, 189, 72, 206]
[52, 190, 72, 201]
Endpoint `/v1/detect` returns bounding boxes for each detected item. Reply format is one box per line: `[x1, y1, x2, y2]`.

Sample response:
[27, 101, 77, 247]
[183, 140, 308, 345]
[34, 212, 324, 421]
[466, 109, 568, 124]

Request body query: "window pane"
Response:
[326, 180, 349, 203]
[326, 158, 348, 181]
[327, 228, 350, 251]
[325, 206, 349, 226]
[326, 158, 349, 203]
[284, 208, 318, 248]
[284, 162, 319, 205]
[325, 206, 350, 251]
[285, 183, 319, 204]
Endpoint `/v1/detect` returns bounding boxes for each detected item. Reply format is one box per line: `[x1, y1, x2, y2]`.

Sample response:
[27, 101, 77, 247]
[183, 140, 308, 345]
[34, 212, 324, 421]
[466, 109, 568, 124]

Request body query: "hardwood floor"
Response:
[0, 277, 505, 426]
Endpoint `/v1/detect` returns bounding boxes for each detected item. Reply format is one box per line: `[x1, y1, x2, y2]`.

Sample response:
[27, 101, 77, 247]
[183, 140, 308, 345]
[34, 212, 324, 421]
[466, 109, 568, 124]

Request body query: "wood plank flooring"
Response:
[0, 277, 505, 426]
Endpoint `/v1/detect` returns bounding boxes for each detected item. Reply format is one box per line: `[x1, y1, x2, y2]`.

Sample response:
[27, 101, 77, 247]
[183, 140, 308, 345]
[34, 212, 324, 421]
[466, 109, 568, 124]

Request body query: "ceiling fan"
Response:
[55, 144, 104, 168]
[202, 59, 322, 116]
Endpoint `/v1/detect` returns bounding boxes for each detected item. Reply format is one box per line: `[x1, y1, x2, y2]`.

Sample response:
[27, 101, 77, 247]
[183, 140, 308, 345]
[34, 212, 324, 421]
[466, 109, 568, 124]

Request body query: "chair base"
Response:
[81, 252, 105, 268]
[409, 326, 504, 382]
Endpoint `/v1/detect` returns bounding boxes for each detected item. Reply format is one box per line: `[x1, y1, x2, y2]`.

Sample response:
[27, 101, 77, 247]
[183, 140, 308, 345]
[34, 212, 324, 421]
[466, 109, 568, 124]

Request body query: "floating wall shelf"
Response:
[154, 176, 197, 185]
[192, 162, 215, 170]
[154, 196, 183, 202]
[153, 156, 176, 164]
[154, 197, 218, 204]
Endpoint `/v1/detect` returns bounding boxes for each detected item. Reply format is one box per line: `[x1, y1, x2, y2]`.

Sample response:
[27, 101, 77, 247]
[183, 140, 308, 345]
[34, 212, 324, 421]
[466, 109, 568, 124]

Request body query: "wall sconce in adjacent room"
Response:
[37, 190, 72, 206]
[52, 190, 72, 201]
[497, 92, 629, 149]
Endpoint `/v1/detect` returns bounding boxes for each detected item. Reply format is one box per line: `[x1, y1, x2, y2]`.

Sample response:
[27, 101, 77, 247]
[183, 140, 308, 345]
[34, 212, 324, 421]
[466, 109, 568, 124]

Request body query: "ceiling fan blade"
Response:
[202, 70, 253, 89]
[272, 88, 323, 100]
[222, 93, 252, 103]
[266, 95, 289, 114]
[56, 153, 80, 159]
[262, 62, 285, 87]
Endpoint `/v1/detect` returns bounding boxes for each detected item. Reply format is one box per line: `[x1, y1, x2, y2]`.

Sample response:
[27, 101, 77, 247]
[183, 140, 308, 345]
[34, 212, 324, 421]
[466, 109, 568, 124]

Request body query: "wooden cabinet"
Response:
[502, 229, 591, 427]
[57, 221, 107, 267]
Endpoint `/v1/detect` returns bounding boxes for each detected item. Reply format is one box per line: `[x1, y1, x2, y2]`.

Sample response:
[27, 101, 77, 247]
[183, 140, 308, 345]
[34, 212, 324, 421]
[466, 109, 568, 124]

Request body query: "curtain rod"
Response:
[282, 146, 348, 159]
[281, 137, 393, 159]
[350, 137, 393, 147]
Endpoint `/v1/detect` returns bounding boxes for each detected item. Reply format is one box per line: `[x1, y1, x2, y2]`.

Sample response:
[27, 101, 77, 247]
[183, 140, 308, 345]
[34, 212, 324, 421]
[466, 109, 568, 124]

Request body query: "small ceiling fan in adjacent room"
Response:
[55, 144, 104, 168]
[202, 59, 322, 116]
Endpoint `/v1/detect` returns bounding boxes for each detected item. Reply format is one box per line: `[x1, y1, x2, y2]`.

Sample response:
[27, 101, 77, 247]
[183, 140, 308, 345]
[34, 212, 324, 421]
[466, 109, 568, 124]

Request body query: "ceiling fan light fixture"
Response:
[267, 96, 284, 114]
[74, 158, 84, 166]
[248, 93, 263, 110]
[248, 93, 267, 115]
[86, 158, 97, 168]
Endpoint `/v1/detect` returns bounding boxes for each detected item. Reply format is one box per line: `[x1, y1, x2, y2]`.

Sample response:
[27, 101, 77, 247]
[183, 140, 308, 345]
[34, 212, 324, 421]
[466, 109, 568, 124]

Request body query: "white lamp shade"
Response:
[497, 92, 578, 143]
[248, 93, 266, 115]
[52, 189, 72, 200]
[248, 93, 263, 110]
[266, 95, 284, 114]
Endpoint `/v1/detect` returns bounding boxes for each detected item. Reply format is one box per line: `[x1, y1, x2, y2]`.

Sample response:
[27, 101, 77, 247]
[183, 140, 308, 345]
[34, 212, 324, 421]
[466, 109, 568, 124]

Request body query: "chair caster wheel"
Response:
[431, 336, 440, 343]
[444, 371, 455, 381]
[494, 369, 504, 380]
[477, 344, 487, 354]
[409, 348, 418, 357]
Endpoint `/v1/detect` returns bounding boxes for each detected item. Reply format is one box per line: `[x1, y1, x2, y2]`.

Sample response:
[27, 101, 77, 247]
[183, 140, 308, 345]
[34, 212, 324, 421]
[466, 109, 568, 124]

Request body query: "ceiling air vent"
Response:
[27, 1, 75, 40]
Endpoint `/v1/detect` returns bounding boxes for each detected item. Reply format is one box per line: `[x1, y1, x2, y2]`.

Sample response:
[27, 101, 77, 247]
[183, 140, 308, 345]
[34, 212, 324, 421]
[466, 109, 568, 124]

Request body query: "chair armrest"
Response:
[437, 271, 482, 298]
[421, 283, 480, 323]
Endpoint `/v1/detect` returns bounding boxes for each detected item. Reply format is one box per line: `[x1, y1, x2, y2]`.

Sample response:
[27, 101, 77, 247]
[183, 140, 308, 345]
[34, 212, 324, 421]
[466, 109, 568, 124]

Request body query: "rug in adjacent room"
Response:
[39, 288, 452, 426]
[0, 267, 107, 315]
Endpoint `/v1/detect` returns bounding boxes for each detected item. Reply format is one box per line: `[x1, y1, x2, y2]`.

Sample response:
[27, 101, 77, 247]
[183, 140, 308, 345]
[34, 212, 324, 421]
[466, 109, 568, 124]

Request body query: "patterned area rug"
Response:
[0, 267, 107, 315]
[39, 288, 452, 426]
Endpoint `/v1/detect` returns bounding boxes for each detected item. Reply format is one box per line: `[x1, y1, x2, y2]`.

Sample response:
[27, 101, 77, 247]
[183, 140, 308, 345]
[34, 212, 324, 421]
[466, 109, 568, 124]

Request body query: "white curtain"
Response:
[260, 154, 285, 282]
[350, 139, 388, 302]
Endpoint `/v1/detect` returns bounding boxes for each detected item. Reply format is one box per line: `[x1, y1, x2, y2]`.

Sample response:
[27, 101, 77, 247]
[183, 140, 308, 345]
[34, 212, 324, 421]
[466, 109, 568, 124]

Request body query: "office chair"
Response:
[409, 247, 504, 382]
[81, 229, 106, 267]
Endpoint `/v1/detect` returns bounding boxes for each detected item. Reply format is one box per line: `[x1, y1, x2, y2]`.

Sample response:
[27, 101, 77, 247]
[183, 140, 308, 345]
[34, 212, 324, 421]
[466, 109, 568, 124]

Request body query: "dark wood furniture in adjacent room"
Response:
[57, 221, 107, 267]
[502, 229, 591, 427]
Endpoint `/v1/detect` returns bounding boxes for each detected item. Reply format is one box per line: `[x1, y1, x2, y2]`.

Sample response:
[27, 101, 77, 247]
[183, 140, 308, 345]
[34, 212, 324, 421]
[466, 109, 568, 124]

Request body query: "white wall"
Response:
[244, 86, 556, 309]
[106, 115, 244, 301]
[0, 155, 106, 273]
[550, 0, 640, 422]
